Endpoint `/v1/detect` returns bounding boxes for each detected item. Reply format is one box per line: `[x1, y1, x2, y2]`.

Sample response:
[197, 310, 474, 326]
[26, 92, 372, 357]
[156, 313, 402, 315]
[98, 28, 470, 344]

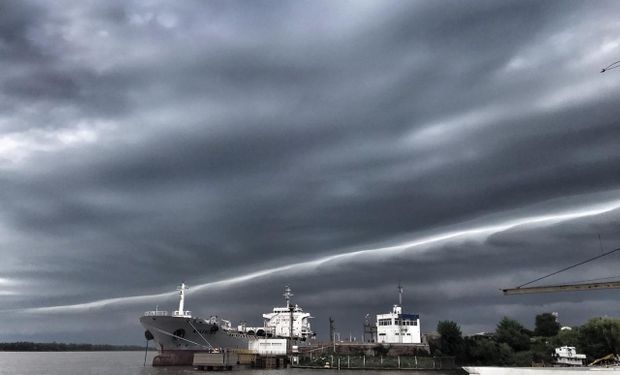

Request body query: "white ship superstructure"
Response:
[262, 286, 314, 339]
[376, 284, 421, 344]
[238, 286, 315, 340]
[553, 346, 586, 366]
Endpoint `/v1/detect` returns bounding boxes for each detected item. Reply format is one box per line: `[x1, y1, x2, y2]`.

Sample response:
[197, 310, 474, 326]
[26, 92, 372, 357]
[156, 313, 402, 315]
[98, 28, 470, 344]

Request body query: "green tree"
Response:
[530, 337, 554, 364]
[437, 320, 464, 357]
[496, 317, 531, 351]
[534, 313, 560, 337]
[578, 317, 620, 360]
[511, 350, 533, 366]
[551, 327, 579, 348]
[464, 338, 513, 366]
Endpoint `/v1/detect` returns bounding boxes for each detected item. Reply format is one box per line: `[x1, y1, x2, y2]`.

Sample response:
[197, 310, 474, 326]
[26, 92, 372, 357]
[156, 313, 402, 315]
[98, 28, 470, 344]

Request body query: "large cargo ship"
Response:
[139, 283, 314, 365]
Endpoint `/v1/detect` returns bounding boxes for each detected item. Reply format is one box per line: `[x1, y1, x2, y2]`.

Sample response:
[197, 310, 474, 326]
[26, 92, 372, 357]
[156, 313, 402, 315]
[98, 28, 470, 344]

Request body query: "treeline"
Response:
[0, 342, 148, 351]
[431, 314, 620, 366]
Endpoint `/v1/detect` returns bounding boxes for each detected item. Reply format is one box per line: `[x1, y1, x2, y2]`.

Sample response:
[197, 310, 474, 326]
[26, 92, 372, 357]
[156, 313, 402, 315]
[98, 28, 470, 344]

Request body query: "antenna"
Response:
[397, 281, 403, 306]
[283, 285, 293, 308]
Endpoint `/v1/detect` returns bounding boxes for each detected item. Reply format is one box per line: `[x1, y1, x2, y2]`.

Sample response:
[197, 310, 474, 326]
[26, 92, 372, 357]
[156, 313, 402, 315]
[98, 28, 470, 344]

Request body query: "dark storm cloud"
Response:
[0, 1, 47, 62]
[1, 0, 620, 343]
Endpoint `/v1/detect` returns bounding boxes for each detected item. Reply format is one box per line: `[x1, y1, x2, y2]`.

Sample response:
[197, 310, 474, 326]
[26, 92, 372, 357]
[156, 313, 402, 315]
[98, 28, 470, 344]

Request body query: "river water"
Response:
[0, 352, 458, 375]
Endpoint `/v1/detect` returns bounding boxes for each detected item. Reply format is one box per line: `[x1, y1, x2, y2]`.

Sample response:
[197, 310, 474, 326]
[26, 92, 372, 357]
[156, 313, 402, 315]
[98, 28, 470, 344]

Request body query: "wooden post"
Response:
[363, 355, 366, 367]
[338, 357, 341, 370]
[347, 355, 350, 368]
[380, 355, 383, 364]
[414, 356, 418, 368]
[398, 355, 401, 368]
[143, 338, 149, 366]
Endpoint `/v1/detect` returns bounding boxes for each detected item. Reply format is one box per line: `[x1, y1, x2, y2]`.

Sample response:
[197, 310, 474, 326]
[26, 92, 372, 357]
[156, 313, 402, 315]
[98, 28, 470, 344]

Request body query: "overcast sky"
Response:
[2, 0, 620, 345]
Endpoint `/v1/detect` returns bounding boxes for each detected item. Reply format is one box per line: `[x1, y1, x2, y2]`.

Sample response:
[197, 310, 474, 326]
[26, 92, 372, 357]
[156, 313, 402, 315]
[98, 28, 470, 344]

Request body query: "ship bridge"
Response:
[375, 285, 421, 344]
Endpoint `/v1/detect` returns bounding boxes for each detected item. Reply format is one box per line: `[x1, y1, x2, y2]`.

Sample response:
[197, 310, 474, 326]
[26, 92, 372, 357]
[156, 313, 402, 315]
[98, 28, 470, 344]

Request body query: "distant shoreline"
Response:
[0, 342, 154, 352]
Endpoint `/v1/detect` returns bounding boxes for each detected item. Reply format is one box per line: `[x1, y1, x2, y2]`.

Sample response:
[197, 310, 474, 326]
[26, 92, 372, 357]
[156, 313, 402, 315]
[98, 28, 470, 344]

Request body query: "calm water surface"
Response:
[0, 352, 457, 375]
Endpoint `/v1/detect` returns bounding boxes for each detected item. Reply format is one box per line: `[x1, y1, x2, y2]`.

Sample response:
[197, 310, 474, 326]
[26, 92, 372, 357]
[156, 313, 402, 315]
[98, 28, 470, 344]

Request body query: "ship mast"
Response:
[397, 282, 403, 344]
[284, 285, 294, 338]
[176, 282, 189, 316]
[283, 285, 293, 308]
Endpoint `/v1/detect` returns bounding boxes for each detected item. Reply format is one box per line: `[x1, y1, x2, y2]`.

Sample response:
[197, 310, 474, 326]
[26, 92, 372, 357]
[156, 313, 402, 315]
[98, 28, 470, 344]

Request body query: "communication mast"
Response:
[284, 286, 294, 338]
[397, 282, 404, 343]
[283, 285, 293, 308]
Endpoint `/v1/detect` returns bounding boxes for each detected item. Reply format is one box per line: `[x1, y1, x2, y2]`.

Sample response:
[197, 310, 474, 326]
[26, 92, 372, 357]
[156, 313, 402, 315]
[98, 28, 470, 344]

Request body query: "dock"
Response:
[193, 352, 238, 371]
[192, 349, 289, 371]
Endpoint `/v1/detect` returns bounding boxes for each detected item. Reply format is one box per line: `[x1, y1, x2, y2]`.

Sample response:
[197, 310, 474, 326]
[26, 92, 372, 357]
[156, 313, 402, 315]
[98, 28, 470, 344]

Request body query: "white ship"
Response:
[553, 346, 586, 367]
[139, 283, 314, 365]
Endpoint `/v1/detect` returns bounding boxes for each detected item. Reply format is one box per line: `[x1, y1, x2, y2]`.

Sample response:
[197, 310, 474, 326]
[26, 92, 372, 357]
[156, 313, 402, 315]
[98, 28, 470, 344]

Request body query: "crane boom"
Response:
[502, 281, 620, 295]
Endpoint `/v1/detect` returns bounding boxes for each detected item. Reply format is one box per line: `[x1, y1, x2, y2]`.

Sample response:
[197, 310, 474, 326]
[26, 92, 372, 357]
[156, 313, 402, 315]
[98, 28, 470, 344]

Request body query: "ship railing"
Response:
[144, 310, 169, 316]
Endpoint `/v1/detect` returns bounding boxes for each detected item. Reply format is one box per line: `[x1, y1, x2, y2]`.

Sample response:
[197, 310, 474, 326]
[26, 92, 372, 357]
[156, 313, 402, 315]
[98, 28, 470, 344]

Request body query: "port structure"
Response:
[503, 281, 620, 295]
[503, 246, 620, 295]
[363, 314, 377, 343]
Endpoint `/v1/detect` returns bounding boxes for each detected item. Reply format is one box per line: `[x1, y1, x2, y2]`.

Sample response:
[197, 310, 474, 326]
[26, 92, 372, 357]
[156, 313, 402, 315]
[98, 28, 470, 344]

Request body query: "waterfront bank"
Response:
[0, 351, 462, 375]
[296, 353, 456, 371]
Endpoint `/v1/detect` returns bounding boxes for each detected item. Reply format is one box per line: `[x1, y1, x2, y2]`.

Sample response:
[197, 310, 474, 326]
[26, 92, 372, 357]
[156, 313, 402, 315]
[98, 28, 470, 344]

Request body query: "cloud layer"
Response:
[1, 0, 620, 344]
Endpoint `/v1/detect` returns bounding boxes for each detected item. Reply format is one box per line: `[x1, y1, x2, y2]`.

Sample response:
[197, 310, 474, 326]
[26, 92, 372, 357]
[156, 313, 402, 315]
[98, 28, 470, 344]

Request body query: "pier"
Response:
[191, 348, 289, 371]
[291, 342, 458, 371]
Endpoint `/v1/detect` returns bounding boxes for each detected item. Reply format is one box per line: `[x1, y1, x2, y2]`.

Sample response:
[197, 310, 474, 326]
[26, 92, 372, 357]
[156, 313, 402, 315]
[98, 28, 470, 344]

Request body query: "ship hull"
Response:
[140, 315, 251, 352]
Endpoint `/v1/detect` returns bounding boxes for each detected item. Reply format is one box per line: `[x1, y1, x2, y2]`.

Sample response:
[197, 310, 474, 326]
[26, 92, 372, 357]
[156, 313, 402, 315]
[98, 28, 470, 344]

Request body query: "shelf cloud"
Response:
[18, 197, 620, 315]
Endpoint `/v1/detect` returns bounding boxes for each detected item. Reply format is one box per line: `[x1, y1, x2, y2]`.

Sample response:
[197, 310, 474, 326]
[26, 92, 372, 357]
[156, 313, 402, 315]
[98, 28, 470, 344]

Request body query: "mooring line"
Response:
[188, 320, 214, 349]
[153, 327, 209, 348]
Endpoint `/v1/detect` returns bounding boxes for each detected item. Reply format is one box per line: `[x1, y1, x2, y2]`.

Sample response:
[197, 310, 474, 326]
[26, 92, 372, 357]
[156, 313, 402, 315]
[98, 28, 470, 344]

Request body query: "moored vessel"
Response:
[140, 283, 253, 365]
[139, 283, 314, 365]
